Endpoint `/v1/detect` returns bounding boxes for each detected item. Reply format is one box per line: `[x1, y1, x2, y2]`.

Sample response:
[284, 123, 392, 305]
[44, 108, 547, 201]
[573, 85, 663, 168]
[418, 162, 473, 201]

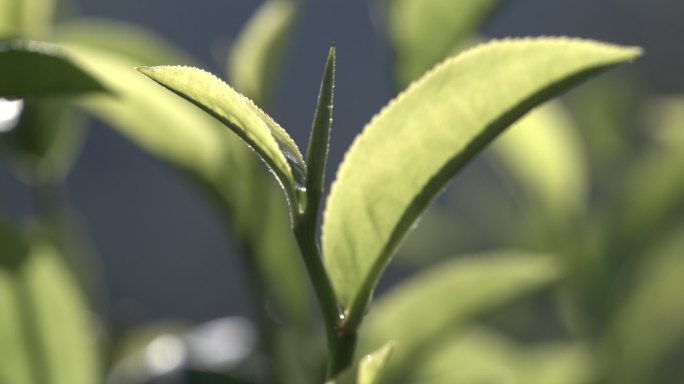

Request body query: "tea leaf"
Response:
[323, 38, 640, 320]
[645, 96, 684, 147]
[0, 218, 99, 384]
[490, 102, 588, 220]
[607, 226, 684, 383]
[63, 45, 241, 191]
[327, 342, 395, 384]
[0, 0, 54, 38]
[55, 19, 194, 67]
[138, 65, 306, 217]
[63, 44, 312, 325]
[607, 138, 684, 253]
[358, 252, 559, 378]
[409, 328, 594, 384]
[305, 45, 335, 215]
[0, 40, 108, 98]
[228, 0, 298, 104]
[380, 0, 505, 86]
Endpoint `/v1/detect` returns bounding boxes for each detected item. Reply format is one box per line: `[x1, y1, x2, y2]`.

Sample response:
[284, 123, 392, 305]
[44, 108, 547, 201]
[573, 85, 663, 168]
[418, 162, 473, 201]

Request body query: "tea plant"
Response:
[136, 35, 639, 382]
[1, 0, 665, 383]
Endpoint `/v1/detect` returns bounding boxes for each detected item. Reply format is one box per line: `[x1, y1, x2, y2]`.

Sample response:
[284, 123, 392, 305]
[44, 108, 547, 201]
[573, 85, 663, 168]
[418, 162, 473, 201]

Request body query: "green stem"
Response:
[294, 45, 358, 378]
[294, 213, 353, 378]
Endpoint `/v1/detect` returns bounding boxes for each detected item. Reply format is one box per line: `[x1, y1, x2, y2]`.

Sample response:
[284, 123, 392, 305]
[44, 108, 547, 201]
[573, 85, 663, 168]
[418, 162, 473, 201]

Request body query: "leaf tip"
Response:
[135, 65, 156, 76]
[329, 43, 336, 61]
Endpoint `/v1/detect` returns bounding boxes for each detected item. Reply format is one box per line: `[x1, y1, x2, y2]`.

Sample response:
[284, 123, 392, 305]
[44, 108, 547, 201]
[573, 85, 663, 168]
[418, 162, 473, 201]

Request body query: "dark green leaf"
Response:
[0, 99, 86, 182]
[304, 45, 335, 216]
[0, 40, 108, 98]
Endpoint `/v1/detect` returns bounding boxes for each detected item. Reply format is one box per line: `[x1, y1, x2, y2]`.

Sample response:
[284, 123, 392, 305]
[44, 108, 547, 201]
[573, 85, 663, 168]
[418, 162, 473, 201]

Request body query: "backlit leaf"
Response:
[63, 43, 312, 325]
[0, 218, 99, 384]
[322, 38, 640, 319]
[358, 252, 560, 379]
[327, 342, 395, 384]
[138, 65, 306, 217]
[63, 44, 241, 193]
[228, 0, 298, 105]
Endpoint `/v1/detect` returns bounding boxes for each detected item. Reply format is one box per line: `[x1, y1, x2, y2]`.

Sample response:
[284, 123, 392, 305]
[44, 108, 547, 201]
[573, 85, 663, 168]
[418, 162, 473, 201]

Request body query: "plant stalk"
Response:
[294, 44, 357, 378]
[293, 213, 349, 378]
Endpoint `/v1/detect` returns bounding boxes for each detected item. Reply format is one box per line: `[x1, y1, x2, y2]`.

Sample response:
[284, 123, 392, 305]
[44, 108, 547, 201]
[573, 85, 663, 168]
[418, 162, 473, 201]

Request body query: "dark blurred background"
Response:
[1, 0, 681, 330]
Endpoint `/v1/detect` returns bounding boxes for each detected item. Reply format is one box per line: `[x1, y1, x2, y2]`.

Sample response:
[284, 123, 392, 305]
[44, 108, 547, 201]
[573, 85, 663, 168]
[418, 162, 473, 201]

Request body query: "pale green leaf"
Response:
[63, 44, 312, 325]
[63, 44, 242, 189]
[607, 226, 684, 384]
[490, 102, 588, 220]
[358, 252, 560, 380]
[409, 328, 595, 384]
[225, 8, 314, 322]
[0, 0, 54, 38]
[228, 0, 298, 105]
[0, 40, 108, 98]
[380, 0, 505, 86]
[644, 96, 684, 147]
[323, 38, 640, 318]
[566, 75, 638, 171]
[138, 65, 306, 217]
[607, 138, 684, 251]
[55, 19, 194, 67]
[327, 342, 395, 384]
[0, 219, 99, 384]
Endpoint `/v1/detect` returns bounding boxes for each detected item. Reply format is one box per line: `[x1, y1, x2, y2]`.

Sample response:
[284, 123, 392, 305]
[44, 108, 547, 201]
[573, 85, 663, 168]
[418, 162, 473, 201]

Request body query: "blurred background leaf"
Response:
[408, 327, 595, 384]
[0, 0, 54, 38]
[327, 342, 395, 384]
[358, 252, 560, 382]
[377, 0, 506, 87]
[0, 41, 108, 98]
[228, 0, 298, 106]
[0, 216, 99, 384]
